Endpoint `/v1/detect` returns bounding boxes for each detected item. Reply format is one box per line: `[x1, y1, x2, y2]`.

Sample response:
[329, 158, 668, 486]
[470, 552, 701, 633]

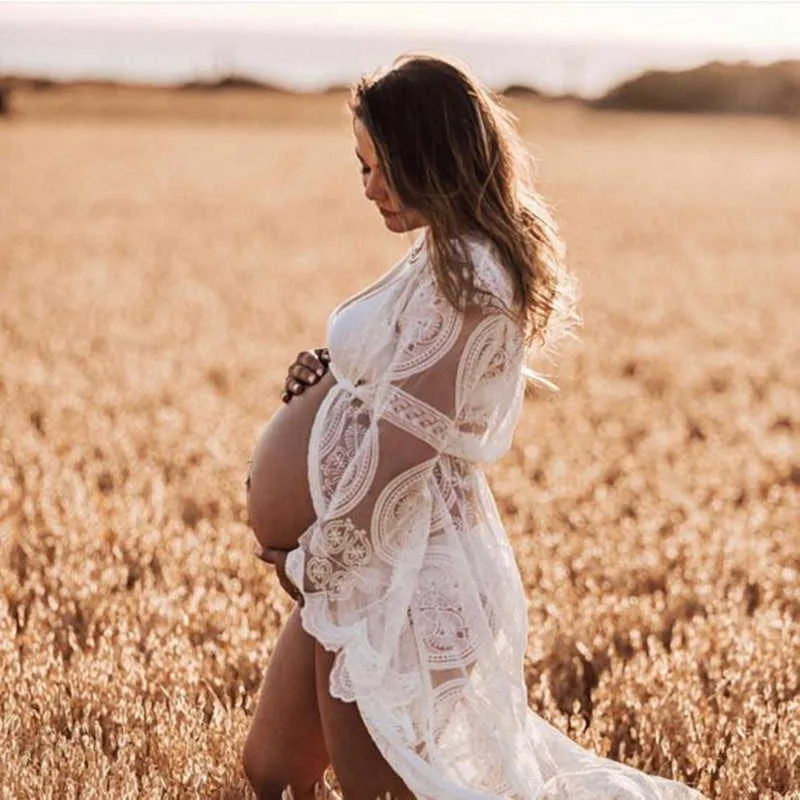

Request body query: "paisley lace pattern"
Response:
[284, 232, 706, 799]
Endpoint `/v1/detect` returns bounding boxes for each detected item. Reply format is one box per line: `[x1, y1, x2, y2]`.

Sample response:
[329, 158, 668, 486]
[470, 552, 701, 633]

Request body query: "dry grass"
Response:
[0, 88, 798, 799]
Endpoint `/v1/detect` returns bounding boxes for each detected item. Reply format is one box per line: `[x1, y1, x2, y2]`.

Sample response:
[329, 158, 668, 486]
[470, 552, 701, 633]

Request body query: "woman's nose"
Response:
[364, 172, 387, 203]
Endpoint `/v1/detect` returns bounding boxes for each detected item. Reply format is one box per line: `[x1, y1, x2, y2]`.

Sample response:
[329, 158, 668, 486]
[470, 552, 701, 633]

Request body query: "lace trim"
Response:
[380, 384, 455, 452]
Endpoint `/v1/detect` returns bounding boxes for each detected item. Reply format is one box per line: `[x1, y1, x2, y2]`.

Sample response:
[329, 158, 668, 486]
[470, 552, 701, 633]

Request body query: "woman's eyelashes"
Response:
[357, 157, 377, 177]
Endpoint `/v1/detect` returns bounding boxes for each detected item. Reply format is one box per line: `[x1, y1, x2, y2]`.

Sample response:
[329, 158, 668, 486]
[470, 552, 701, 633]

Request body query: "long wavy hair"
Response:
[348, 52, 582, 388]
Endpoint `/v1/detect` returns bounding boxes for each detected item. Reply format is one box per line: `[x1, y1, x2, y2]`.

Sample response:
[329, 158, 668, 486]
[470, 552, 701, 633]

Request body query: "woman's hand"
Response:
[257, 547, 304, 606]
[281, 347, 331, 404]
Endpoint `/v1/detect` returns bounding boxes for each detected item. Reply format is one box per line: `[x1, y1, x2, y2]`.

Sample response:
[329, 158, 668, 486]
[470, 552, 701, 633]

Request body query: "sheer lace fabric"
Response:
[285, 233, 705, 799]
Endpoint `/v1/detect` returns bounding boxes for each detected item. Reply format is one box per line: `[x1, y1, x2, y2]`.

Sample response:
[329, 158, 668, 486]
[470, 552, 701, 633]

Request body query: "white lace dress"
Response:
[285, 232, 705, 800]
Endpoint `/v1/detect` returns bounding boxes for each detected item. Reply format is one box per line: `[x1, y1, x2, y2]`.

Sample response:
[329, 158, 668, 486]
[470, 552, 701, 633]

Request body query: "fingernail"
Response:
[316, 368, 324, 377]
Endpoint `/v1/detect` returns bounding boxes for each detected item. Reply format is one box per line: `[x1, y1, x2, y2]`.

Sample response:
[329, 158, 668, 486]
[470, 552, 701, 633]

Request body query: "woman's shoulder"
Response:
[411, 229, 519, 317]
[460, 232, 518, 313]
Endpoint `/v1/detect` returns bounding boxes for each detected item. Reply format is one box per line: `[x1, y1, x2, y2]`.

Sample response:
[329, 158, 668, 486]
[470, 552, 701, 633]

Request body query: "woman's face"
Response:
[353, 116, 427, 234]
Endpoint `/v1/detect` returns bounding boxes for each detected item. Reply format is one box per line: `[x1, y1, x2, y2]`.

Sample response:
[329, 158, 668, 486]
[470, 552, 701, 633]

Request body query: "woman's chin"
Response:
[383, 213, 420, 233]
[382, 213, 404, 232]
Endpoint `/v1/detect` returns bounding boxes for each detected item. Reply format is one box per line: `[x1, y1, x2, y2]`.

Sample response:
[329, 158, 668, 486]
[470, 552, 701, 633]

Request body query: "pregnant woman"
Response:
[243, 53, 707, 800]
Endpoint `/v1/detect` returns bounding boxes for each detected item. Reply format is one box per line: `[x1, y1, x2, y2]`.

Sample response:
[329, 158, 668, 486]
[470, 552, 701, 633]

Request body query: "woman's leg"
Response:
[314, 644, 415, 800]
[243, 606, 330, 800]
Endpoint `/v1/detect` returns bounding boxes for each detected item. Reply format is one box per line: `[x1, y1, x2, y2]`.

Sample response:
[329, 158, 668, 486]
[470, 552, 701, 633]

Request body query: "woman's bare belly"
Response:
[247, 371, 337, 551]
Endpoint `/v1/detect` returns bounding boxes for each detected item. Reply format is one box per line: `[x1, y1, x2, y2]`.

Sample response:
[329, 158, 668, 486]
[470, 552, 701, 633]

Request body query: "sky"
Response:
[3, 0, 800, 51]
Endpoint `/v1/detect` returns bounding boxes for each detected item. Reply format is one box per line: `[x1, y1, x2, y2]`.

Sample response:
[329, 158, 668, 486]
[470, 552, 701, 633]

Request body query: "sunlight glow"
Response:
[3, 0, 800, 52]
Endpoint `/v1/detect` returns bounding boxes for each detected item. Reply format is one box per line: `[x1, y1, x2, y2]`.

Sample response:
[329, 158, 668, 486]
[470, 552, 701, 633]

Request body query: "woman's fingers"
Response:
[257, 548, 304, 604]
[313, 347, 331, 366]
[298, 350, 327, 376]
[286, 375, 306, 393]
[281, 349, 330, 403]
[278, 570, 304, 606]
[282, 374, 306, 404]
[290, 362, 320, 386]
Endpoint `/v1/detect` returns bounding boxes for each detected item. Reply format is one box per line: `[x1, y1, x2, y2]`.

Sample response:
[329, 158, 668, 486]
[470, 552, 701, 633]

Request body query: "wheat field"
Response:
[0, 88, 798, 799]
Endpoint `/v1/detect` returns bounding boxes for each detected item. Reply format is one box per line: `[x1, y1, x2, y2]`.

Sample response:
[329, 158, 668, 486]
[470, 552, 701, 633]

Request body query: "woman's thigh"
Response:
[314, 645, 415, 800]
[243, 606, 330, 797]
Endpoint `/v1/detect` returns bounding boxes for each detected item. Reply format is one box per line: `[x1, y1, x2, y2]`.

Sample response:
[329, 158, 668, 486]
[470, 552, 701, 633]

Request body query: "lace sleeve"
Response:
[285, 259, 524, 702]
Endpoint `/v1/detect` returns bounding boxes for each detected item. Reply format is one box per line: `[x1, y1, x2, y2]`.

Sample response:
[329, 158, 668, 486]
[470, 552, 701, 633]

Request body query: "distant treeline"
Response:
[589, 59, 800, 116]
[2, 59, 799, 117]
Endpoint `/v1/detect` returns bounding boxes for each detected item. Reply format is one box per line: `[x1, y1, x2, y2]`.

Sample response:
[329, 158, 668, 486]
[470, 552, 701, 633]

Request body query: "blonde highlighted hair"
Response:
[348, 52, 582, 388]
